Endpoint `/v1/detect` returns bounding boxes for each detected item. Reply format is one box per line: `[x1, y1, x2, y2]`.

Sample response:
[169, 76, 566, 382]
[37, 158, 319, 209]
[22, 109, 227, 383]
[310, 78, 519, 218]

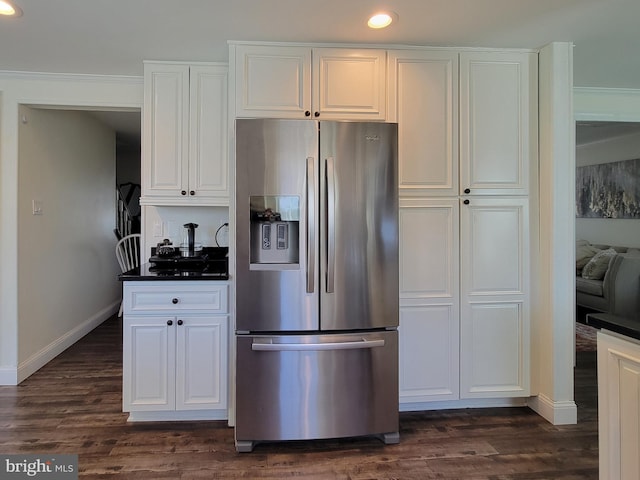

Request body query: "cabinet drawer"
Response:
[124, 283, 228, 314]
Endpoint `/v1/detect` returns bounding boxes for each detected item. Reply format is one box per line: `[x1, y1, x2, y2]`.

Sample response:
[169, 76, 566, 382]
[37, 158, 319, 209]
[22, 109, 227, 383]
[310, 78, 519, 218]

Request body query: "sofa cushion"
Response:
[576, 244, 601, 272]
[582, 248, 617, 280]
[576, 276, 605, 297]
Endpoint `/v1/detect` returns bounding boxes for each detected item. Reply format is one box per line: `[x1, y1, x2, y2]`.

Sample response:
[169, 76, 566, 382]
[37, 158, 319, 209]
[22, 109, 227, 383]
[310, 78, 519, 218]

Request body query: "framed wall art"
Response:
[576, 158, 640, 219]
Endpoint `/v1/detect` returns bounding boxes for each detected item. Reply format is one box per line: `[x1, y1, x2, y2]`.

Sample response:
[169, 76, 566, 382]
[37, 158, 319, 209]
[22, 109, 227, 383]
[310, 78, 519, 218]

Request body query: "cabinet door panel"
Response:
[399, 198, 459, 299]
[126, 283, 228, 314]
[143, 64, 189, 196]
[123, 316, 175, 410]
[313, 48, 386, 120]
[460, 52, 536, 195]
[399, 198, 459, 404]
[399, 305, 459, 402]
[461, 198, 528, 295]
[460, 197, 529, 398]
[176, 316, 228, 410]
[189, 65, 229, 199]
[388, 50, 458, 195]
[460, 302, 526, 397]
[235, 45, 311, 118]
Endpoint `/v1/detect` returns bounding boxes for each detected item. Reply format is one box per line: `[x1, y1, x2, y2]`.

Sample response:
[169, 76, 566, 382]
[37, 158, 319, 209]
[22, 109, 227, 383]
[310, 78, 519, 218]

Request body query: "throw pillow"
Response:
[581, 248, 617, 280]
[576, 244, 601, 273]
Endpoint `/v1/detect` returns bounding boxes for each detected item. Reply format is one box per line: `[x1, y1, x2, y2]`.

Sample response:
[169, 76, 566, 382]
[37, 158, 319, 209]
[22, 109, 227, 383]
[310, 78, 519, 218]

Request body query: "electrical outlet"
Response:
[153, 222, 162, 237]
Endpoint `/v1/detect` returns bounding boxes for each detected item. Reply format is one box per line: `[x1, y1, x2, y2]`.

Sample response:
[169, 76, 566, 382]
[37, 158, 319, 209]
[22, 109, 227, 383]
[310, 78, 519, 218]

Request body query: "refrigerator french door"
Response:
[234, 119, 399, 452]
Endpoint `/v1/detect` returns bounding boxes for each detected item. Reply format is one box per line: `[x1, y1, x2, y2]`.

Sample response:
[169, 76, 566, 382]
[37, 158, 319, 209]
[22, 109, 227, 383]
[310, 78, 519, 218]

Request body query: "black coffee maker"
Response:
[180, 222, 202, 257]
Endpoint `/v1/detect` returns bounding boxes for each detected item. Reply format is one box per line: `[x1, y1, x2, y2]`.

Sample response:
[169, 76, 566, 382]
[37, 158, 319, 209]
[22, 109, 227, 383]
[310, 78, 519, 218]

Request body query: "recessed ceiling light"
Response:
[0, 0, 22, 17]
[368, 11, 397, 29]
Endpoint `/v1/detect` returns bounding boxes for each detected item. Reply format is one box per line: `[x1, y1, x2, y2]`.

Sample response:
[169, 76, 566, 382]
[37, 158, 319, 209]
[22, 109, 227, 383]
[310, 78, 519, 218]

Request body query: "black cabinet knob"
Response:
[314, 111, 320, 117]
[464, 188, 471, 194]
[181, 190, 187, 196]
[463, 199, 470, 205]
[167, 320, 173, 326]
[177, 319, 183, 326]
[304, 110, 311, 117]
[189, 190, 195, 196]
[172, 298, 179, 304]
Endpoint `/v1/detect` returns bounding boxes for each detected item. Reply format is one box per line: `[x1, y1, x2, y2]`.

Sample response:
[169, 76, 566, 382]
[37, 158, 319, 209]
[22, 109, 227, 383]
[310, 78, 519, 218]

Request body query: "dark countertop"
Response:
[119, 247, 229, 281]
[119, 262, 229, 281]
[586, 312, 640, 342]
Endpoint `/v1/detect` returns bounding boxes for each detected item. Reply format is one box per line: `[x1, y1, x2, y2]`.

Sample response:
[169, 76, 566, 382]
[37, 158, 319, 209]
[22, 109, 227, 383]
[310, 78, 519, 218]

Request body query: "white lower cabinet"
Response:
[122, 281, 228, 420]
[399, 198, 460, 403]
[598, 331, 640, 480]
[399, 196, 530, 406]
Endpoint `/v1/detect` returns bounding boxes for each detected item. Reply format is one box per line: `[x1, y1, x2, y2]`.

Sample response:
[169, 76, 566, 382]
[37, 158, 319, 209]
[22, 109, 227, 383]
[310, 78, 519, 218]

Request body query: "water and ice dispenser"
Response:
[250, 196, 299, 265]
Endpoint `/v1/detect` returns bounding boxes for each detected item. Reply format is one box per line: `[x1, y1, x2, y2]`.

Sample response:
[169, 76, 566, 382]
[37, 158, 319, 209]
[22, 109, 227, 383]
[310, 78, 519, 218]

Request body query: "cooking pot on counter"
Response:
[156, 239, 176, 257]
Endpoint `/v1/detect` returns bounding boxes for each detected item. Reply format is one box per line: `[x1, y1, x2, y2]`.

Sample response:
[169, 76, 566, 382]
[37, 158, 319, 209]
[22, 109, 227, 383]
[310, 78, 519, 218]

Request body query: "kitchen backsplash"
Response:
[143, 205, 229, 255]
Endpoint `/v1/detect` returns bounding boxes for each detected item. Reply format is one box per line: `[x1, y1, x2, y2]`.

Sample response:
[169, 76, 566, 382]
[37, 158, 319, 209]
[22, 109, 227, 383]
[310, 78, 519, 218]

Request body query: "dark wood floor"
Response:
[0, 316, 598, 479]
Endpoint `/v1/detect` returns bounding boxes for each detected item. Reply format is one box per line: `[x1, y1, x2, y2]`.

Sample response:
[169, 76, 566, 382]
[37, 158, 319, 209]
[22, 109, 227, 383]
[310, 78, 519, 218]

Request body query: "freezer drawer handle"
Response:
[251, 338, 385, 351]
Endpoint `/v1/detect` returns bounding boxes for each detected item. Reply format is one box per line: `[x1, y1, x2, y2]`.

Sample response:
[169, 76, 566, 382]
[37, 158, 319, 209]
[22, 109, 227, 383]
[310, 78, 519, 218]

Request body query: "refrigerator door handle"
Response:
[306, 157, 316, 294]
[251, 338, 385, 351]
[326, 157, 336, 293]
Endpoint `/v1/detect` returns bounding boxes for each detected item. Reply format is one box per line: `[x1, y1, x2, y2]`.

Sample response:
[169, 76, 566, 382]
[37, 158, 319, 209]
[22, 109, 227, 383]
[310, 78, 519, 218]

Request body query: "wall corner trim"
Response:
[528, 394, 578, 425]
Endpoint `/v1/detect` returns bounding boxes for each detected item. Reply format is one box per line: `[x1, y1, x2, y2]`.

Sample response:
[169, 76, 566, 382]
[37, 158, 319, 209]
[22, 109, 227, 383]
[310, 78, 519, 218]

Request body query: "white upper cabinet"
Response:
[233, 44, 386, 120]
[233, 45, 311, 118]
[142, 62, 228, 205]
[460, 51, 537, 195]
[388, 50, 459, 196]
[312, 48, 386, 120]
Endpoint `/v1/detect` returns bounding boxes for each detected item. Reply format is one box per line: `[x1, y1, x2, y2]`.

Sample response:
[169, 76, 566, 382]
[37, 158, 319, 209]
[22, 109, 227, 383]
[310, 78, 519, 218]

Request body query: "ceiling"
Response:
[576, 122, 640, 146]
[3, 0, 640, 140]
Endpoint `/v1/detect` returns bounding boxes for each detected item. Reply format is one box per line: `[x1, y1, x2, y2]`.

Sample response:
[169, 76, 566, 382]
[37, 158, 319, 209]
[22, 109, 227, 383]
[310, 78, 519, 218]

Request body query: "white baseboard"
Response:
[400, 397, 527, 412]
[527, 394, 577, 425]
[14, 301, 119, 384]
[126, 410, 228, 422]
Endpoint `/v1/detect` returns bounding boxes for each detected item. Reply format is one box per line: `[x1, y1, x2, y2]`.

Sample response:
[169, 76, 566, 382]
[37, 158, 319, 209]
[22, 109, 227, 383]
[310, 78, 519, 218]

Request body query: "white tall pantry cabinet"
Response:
[231, 42, 537, 410]
[390, 49, 536, 405]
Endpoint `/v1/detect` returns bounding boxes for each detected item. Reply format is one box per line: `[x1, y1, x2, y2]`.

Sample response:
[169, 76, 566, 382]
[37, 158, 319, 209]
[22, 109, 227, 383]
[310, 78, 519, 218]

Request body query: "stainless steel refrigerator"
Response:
[234, 119, 399, 452]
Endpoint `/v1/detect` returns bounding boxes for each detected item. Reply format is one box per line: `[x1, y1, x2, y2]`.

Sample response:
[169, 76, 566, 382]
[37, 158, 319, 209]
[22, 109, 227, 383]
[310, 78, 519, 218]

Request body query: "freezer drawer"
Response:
[235, 330, 399, 451]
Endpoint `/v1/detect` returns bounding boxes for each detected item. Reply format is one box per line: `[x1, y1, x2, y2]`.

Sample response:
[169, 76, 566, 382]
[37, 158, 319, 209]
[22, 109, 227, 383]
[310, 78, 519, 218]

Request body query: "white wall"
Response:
[575, 130, 640, 246]
[529, 42, 577, 425]
[0, 71, 143, 384]
[142, 206, 229, 256]
[17, 106, 120, 370]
